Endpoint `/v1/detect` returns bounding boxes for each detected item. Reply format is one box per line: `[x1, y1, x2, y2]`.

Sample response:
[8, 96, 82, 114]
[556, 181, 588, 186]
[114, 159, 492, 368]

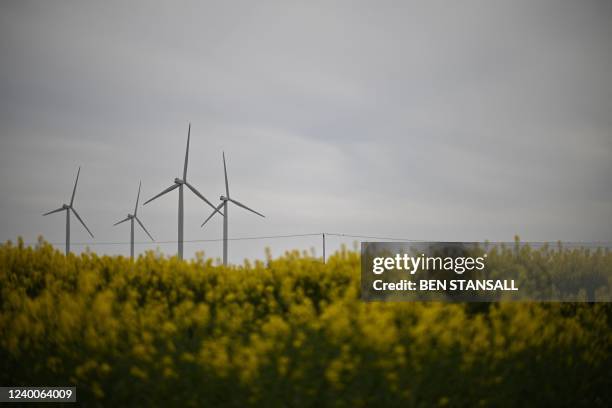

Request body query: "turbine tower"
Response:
[113, 181, 155, 260]
[201, 152, 264, 265]
[42, 166, 94, 255]
[143, 123, 222, 260]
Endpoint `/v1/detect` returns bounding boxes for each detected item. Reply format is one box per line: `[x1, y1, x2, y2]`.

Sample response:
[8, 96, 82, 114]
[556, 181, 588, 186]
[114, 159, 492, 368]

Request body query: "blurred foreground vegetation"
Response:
[1, 239, 611, 407]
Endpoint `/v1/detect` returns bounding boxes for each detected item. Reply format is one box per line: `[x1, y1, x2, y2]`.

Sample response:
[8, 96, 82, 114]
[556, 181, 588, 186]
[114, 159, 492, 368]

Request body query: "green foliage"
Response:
[1, 238, 611, 407]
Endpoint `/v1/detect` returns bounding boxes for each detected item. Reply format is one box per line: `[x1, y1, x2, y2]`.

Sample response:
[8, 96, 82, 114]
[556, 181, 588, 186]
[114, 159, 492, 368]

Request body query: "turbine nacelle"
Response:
[220, 195, 228, 201]
[174, 178, 185, 185]
[62, 204, 70, 209]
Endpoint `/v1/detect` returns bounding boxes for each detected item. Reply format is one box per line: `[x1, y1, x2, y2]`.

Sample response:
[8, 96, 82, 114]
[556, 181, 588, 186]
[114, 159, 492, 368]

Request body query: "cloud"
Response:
[1, 0, 611, 261]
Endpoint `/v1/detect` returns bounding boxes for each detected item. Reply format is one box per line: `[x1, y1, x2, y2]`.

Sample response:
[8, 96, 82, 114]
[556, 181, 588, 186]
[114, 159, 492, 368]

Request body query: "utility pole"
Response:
[322, 232, 326, 263]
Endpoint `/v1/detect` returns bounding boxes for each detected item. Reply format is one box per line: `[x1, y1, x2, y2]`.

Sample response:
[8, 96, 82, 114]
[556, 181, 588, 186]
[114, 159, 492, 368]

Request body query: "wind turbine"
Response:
[42, 166, 94, 255]
[143, 123, 222, 260]
[201, 152, 264, 265]
[113, 181, 155, 260]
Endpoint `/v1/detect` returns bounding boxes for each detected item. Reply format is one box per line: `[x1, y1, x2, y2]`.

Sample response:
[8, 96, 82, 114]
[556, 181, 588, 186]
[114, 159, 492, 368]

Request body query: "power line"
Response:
[14, 233, 324, 247]
[9, 233, 611, 248]
[13, 233, 423, 247]
[325, 233, 423, 242]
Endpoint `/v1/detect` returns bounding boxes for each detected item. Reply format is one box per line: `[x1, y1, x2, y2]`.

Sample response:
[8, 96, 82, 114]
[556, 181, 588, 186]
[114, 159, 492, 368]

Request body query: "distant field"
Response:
[1, 239, 611, 407]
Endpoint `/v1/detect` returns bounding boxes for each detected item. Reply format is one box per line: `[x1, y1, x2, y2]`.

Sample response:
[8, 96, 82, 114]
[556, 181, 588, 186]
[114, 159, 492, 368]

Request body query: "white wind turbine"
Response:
[42, 166, 94, 255]
[201, 152, 264, 265]
[113, 181, 155, 260]
[143, 123, 222, 260]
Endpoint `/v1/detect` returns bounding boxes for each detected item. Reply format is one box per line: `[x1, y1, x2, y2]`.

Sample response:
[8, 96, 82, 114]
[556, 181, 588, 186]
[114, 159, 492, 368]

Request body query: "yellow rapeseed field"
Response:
[1, 238, 611, 407]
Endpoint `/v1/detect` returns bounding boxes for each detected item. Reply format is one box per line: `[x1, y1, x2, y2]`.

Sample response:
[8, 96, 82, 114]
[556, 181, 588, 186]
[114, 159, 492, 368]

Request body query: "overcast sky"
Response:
[1, 0, 611, 262]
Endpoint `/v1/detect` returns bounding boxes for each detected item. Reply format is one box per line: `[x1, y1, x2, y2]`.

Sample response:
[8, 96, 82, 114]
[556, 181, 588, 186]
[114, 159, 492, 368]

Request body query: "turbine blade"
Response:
[113, 216, 130, 226]
[183, 123, 191, 180]
[70, 207, 94, 238]
[185, 182, 223, 214]
[229, 198, 265, 218]
[201, 202, 225, 227]
[43, 207, 65, 216]
[70, 166, 81, 206]
[223, 151, 229, 198]
[134, 181, 141, 215]
[143, 183, 179, 205]
[135, 216, 155, 241]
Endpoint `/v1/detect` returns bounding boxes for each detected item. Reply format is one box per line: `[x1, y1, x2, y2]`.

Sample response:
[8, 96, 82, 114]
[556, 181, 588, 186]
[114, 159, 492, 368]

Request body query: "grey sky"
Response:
[1, 0, 611, 262]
